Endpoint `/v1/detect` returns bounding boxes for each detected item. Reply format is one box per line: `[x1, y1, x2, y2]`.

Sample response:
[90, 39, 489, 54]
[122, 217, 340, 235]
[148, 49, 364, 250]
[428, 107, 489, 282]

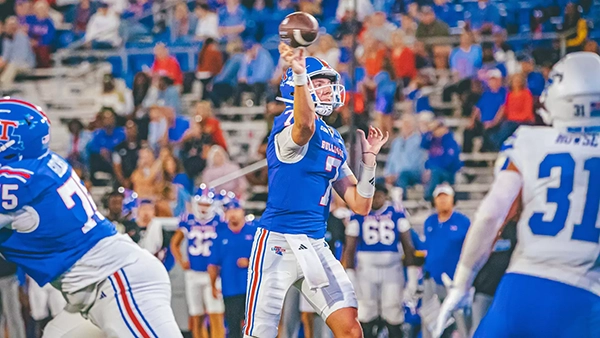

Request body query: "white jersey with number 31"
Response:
[503, 126, 600, 296]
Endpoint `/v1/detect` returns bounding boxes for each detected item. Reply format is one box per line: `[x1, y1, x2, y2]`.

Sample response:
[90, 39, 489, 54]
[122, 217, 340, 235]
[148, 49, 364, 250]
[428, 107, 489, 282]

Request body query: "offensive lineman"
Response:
[343, 183, 419, 338]
[243, 44, 388, 338]
[434, 52, 600, 337]
[0, 98, 182, 337]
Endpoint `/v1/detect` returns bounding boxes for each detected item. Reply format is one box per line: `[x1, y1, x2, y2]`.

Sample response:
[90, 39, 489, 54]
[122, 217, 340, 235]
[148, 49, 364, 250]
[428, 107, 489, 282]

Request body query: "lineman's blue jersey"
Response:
[0, 152, 116, 286]
[345, 202, 411, 252]
[259, 110, 350, 239]
[178, 213, 224, 272]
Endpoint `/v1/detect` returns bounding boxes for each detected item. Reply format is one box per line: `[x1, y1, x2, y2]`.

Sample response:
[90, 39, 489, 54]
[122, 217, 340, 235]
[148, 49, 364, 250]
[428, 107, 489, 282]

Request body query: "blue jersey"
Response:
[259, 110, 349, 238]
[209, 222, 255, 297]
[179, 213, 224, 272]
[0, 152, 116, 286]
[346, 203, 410, 252]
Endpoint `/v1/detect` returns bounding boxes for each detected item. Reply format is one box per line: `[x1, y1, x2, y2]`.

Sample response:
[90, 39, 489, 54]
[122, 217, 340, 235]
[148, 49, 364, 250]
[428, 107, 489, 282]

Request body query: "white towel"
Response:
[284, 234, 329, 290]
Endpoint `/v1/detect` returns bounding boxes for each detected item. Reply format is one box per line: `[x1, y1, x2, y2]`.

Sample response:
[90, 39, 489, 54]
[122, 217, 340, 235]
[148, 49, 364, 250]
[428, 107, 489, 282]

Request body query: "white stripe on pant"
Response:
[0, 274, 26, 338]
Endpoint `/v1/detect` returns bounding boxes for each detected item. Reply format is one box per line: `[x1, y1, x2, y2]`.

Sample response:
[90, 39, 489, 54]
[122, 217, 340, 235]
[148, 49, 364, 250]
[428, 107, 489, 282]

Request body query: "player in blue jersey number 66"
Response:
[243, 44, 388, 338]
[0, 98, 182, 338]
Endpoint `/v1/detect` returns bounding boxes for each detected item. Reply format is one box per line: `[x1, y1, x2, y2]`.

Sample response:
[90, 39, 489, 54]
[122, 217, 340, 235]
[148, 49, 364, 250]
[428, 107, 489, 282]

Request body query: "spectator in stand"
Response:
[310, 34, 340, 69]
[421, 184, 471, 338]
[399, 13, 418, 42]
[465, 0, 501, 34]
[405, 73, 433, 114]
[384, 113, 426, 195]
[87, 108, 126, 185]
[450, 30, 482, 80]
[196, 38, 223, 101]
[171, 1, 197, 42]
[191, 101, 227, 151]
[135, 199, 156, 242]
[113, 119, 141, 189]
[194, 2, 219, 40]
[14, 0, 31, 27]
[151, 43, 183, 86]
[421, 119, 462, 201]
[144, 75, 183, 115]
[218, 0, 247, 42]
[66, 118, 92, 165]
[485, 73, 534, 148]
[84, 1, 121, 49]
[463, 69, 507, 154]
[156, 152, 190, 217]
[210, 38, 244, 107]
[478, 42, 507, 84]
[208, 197, 255, 338]
[0, 16, 35, 88]
[518, 54, 545, 99]
[130, 147, 165, 199]
[390, 29, 416, 86]
[202, 145, 248, 200]
[415, 6, 450, 40]
[131, 71, 151, 119]
[336, 0, 374, 23]
[106, 190, 141, 240]
[414, 40, 433, 70]
[0, 257, 26, 338]
[234, 40, 274, 106]
[493, 30, 518, 76]
[147, 104, 171, 151]
[358, 33, 387, 79]
[433, 0, 458, 28]
[563, 2, 588, 53]
[365, 11, 397, 45]
[27, 0, 55, 68]
[120, 0, 153, 42]
[99, 73, 133, 118]
[71, 0, 96, 38]
[180, 119, 212, 181]
[373, 61, 397, 138]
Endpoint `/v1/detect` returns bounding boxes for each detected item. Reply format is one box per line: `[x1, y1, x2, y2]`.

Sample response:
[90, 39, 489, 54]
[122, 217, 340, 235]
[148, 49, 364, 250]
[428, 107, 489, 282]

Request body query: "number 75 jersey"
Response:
[260, 111, 350, 239]
[0, 152, 116, 287]
[502, 126, 600, 296]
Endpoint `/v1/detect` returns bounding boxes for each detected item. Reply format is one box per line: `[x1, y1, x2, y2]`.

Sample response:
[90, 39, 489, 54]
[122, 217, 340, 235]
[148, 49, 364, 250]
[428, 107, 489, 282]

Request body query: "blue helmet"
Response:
[222, 191, 242, 211]
[278, 57, 345, 116]
[192, 183, 217, 219]
[118, 187, 139, 220]
[0, 98, 51, 165]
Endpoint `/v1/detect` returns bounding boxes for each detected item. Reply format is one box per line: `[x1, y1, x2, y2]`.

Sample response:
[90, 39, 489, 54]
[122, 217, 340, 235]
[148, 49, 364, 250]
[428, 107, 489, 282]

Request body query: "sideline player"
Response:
[343, 183, 419, 338]
[171, 185, 226, 338]
[0, 98, 182, 337]
[243, 44, 388, 338]
[434, 52, 600, 337]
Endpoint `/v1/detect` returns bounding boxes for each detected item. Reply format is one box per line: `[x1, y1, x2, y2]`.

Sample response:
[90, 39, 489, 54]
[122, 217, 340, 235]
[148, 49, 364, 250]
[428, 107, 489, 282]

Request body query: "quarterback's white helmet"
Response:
[539, 51, 600, 132]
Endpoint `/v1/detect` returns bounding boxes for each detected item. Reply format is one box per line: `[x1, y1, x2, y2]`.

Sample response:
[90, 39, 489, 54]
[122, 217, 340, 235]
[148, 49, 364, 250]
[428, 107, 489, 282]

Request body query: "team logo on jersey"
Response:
[271, 246, 286, 255]
[450, 225, 458, 231]
[590, 101, 600, 117]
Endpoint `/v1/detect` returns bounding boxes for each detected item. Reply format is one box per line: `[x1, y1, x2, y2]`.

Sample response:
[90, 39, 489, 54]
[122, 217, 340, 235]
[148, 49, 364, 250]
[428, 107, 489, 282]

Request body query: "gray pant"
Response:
[469, 293, 493, 337]
[0, 275, 26, 338]
[421, 278, 470, 338]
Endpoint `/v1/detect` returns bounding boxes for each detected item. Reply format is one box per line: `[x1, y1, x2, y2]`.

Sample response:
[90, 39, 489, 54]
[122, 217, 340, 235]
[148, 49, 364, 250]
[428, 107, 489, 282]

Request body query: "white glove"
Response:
[10, 206, 40, 233]
[403, 266, 420, 303]
[432, 273, 474, 338]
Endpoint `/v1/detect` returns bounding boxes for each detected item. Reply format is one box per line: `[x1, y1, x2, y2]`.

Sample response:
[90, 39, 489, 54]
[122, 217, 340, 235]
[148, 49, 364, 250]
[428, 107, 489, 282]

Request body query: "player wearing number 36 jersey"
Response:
[434, 52, 600, 338]
[244, 44, 389, 338]
[0, 98, 182, 338]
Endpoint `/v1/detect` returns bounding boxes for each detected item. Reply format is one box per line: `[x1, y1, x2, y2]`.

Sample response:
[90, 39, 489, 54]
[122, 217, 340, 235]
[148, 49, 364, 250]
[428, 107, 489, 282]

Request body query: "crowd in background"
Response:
[0, 0, 598, 337]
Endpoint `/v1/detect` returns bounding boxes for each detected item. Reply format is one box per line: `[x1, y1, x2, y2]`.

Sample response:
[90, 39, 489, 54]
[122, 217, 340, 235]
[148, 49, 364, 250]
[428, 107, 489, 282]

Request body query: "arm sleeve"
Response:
[274, 125, 309, 164]
[397, 217, 411, 233]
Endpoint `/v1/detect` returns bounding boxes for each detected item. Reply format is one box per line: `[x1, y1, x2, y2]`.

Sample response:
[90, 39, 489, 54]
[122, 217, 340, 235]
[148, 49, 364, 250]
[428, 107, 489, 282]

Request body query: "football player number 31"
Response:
[529, 153, 600, 243]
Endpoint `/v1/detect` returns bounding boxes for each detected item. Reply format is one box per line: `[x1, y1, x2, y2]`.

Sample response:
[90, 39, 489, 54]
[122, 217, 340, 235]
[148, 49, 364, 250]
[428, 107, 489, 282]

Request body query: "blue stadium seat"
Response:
[107, 56, 123, 76]
[128, 54, 154, 73]
[175, 53, 190, 72]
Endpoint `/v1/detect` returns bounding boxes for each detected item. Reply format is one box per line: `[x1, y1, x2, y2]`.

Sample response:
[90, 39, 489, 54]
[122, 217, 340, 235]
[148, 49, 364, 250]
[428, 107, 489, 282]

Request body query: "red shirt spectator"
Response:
[504, 76, 534, 123]
[151, 43, 183, 85]
[390, 30, 417, 81]
[191, 101, 228, 151]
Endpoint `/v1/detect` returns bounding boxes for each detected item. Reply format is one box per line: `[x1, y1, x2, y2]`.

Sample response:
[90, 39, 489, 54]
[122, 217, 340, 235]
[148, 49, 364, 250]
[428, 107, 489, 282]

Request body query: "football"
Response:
[279, 12, 319, 48]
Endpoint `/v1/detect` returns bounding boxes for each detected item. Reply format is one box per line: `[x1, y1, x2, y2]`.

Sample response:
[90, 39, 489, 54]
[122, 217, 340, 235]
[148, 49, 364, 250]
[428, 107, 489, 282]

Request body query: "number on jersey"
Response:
[529, 153, 600, 243]
[188, 229, 215, 256]
[57, 171, 105, 234]
[320, 156, 342, 206]
[362, 218, 396, 245]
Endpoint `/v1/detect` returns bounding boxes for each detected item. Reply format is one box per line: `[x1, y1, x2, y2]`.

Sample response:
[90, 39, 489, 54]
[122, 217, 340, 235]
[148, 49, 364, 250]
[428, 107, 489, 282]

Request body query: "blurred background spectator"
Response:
[0, 16, 35, 88]
[234, 40, 274, 106]
[87, 108, 125, 185]
[84, 2, 121, 49]
[27, 0, 55, 68]
[202, 145, 247, 200]
[194, 3, 219, 40]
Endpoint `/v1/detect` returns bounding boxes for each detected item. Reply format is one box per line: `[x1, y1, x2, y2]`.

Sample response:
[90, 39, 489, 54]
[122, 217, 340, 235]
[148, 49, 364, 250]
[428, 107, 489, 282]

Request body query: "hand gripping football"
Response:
[279, 11, 319, 48]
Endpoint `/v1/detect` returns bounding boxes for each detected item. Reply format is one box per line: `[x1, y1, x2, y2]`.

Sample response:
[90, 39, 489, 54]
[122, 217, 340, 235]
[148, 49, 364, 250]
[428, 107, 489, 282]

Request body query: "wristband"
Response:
[294, 70, 308, 86]
[357, 161, 376, 198]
